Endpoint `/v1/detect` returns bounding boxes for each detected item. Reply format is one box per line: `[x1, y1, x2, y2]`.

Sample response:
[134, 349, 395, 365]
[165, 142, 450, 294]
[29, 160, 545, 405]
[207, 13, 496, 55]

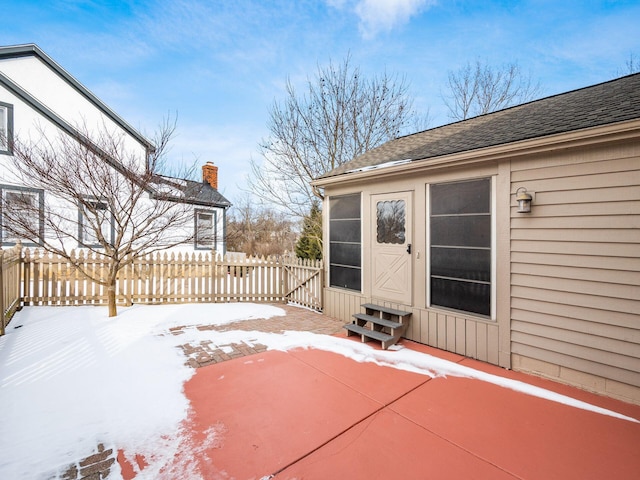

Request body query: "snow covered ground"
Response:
[0, 303, 637, 479]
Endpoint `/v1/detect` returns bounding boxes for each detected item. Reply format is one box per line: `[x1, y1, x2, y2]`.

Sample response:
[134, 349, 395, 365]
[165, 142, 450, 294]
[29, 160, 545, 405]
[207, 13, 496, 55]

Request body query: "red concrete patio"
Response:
[123, 332, 640, 480]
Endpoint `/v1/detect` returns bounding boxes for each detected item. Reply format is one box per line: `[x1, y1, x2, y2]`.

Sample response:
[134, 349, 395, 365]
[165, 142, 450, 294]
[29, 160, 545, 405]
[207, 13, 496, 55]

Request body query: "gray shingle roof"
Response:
[152, 175, 231, 208]
[319, 73, 640, 179]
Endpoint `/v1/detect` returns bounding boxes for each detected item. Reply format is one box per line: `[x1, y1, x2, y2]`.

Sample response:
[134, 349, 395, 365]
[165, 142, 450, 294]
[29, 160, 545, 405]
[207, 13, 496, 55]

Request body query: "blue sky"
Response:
[3, 0, 640, 204]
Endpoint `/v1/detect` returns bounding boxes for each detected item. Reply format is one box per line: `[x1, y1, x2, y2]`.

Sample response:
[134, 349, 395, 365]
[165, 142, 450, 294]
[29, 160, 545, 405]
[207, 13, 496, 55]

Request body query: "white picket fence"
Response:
[0, 247, 323, 333]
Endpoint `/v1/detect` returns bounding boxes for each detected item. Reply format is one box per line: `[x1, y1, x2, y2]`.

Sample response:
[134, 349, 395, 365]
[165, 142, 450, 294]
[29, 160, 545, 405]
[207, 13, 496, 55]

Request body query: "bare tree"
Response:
[248, 55, 418, 220]
[443, 60, 542, 121]
[226, 195, 296, 257]
[2, 121, 196, 317]
[616, 52, 640, 76]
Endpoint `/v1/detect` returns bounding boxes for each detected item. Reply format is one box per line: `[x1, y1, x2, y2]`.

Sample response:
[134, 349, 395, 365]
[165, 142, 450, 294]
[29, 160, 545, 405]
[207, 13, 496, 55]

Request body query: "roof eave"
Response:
[312, 118, 640, 188]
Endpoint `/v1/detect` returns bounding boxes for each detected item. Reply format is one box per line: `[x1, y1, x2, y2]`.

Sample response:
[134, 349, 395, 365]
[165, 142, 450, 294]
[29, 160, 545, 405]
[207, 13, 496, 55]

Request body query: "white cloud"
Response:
[330, 0, 436, 39]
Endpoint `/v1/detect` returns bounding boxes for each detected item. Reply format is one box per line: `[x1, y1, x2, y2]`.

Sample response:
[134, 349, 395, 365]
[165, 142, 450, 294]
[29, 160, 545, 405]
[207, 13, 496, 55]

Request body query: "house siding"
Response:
[509, 142, 640, 403]
[320, 139, 639, 403]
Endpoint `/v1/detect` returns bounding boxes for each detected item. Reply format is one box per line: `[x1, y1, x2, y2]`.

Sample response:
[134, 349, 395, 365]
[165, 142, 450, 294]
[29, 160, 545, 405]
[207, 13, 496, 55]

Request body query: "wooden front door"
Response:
[371, 192, 413, 305]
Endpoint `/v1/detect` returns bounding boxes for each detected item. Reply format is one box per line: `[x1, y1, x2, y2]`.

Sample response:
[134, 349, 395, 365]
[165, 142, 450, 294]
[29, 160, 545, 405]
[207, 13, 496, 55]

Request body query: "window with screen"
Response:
[430, 178, 491, 317]
[195, 209, 216, 250]
[79, 199, 113, 247]
[1, 185, 44, 245]
[329, 193, 361, 291]
[0, 103, 13, 154]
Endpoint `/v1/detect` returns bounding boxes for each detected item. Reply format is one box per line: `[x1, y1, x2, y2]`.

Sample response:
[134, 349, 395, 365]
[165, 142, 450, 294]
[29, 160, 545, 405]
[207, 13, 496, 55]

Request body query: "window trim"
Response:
[194, 208, 217, 250]
[0, 184, 45, 246]
[0, 102, 14, 155]
[78, 197, 114, 248]
[328, 192, 362, 292]
[426, 177, 496, 320]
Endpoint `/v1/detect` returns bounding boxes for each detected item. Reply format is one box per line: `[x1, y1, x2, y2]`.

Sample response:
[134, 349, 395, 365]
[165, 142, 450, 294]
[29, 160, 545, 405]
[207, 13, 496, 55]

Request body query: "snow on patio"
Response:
[0, 303, 637, 479]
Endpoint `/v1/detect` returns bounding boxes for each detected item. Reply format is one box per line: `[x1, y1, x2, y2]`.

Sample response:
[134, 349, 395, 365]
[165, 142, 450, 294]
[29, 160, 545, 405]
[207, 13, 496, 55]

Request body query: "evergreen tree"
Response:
[295, 202, 322, 260]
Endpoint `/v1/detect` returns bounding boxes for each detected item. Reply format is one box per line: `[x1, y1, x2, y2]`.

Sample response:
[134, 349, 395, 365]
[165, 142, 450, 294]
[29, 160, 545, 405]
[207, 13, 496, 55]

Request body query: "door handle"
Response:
[406, 243, 412, 254]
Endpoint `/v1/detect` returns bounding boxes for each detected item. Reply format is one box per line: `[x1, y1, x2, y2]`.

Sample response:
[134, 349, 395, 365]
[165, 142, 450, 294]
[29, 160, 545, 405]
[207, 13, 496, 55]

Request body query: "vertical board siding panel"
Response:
[446, 315, 456, 352]
[455, 317, 466, 355]
[437, 313, 447, 349]
[428, 311, 438, 346]
[487, 324, 500, 365]
[351, 293, 359, 319]
[476, 322, 488, 362]
[409, 307, 420, 341]
[466, 321, 477, 359]
[419, 310, 429, 344]
[325, 290, 333, 317]
[325, 290, 333, 316]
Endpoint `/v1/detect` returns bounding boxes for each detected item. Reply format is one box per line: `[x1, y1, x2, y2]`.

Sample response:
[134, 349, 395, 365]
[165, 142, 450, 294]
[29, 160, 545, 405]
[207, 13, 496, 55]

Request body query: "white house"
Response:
[0, 44, 230, 253]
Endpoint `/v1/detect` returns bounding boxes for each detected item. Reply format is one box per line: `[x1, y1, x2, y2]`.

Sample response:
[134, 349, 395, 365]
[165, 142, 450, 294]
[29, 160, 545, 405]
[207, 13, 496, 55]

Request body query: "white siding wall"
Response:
[0, 56, 147, 166]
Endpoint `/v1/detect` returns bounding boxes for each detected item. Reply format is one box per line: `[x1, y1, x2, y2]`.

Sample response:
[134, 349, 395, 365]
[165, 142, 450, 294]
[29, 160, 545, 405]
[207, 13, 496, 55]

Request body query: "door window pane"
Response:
[376, 200, 405, 244]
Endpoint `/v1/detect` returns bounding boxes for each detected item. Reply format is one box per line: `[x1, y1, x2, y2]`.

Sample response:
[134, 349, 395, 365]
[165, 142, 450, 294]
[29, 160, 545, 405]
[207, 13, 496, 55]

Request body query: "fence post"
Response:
[282, 255, 289, 304]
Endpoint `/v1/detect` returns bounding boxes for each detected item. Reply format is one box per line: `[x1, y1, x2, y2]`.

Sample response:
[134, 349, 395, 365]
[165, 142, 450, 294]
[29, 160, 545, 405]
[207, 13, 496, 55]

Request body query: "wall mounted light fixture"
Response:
[515, 187, 533, 213]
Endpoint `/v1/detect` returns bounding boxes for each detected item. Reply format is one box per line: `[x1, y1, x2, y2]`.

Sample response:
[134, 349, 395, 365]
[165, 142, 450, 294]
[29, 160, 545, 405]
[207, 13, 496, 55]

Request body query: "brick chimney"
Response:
[202, 162, 218, 190]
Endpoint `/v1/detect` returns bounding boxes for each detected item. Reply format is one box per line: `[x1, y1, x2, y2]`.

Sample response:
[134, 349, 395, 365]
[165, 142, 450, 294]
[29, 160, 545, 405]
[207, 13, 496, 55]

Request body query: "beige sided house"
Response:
[314, 73, 640, 404]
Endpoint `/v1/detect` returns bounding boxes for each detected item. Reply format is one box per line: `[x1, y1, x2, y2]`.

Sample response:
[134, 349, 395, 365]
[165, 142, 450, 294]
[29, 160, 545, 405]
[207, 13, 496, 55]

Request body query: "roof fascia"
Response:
[0, 44, 155, 152]
[312, 119, 640, 188]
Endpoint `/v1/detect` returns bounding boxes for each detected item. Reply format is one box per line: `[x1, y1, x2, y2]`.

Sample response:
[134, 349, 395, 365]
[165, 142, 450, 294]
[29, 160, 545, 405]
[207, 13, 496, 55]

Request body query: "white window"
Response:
[195, 210, 216, 250]
[1, 186, 43, 245]
[0, 103, 13, 154]
[79, 199, 112, 247]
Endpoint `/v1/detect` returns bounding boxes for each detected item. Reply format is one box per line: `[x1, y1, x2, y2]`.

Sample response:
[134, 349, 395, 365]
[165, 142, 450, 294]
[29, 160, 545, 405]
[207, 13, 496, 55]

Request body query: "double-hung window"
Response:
[329, 193, 361, 291]
[1, 185, 44, 246]
[0, 102, 13, 154]
[429, 178, 492, 317]
[195, 209, 216, 250]
[79, 199, 113, 247]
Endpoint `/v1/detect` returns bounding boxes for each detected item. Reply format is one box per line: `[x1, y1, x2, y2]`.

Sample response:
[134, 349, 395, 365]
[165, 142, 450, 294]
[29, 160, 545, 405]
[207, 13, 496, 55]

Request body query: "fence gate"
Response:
[283, 257, 323, 311]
